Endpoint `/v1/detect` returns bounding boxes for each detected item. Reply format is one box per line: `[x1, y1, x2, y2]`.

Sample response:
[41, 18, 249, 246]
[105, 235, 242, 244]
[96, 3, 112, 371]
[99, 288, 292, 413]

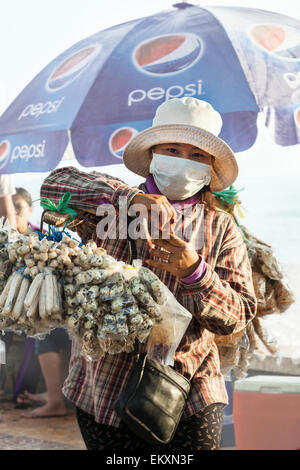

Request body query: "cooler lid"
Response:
[234, 375, 300, 394]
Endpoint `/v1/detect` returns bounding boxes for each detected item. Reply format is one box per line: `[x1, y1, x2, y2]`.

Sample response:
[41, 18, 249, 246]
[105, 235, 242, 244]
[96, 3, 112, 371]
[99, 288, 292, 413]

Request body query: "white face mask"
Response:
[149, 153, 211, 200]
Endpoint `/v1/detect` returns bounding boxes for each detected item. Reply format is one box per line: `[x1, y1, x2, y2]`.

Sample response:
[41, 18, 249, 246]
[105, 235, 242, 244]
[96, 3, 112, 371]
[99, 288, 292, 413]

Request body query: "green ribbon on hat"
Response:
[40, 192, 77, 224]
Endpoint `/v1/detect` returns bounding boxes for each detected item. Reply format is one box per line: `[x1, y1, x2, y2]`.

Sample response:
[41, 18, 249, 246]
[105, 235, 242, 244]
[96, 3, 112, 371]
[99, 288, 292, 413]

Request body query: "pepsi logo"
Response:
[109, 127, 138, 159]
[249, 24, 300, 60]
[47, 44, 101, 91]
[133, 33, 202, 75]
[295, 107, 300, 129]
[0, 140, 11, 170]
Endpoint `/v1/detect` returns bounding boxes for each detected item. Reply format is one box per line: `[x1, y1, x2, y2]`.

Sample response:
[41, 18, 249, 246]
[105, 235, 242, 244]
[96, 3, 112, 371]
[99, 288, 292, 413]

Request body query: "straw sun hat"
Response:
[123, 97, 238, 192]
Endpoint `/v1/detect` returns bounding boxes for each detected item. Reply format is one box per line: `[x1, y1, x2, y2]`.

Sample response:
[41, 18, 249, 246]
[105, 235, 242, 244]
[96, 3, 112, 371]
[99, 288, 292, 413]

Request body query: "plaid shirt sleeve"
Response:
[178, 213, 257, 336]
[40, 166, 142, 213]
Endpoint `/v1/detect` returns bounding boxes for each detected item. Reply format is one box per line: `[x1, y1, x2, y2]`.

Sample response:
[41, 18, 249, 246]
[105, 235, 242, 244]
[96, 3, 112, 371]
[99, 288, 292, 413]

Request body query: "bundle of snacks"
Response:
[215, 329, 247, 377]
[66, 258, 191, 365]
[63, 256, 158, 357]
[0, 218, 19, 292]
[241, 225, 295, 317]
[213, 187, 295, 378]
[0, 221, 191, 364]
[274, 279, 295, 313]
[0, 228, 73, 335]
[0, 267, 63, 335]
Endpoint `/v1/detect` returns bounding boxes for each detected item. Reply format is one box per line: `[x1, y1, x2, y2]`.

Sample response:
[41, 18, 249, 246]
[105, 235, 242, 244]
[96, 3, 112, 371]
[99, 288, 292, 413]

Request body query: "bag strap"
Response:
[126, 216, 195, 382]
[127, 215, 138, 265]
[127, 215, 141, 358]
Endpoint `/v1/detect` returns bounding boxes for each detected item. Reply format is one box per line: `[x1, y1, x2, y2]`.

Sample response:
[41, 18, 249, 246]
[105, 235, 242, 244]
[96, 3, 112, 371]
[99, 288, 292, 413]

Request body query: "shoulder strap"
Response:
[127, 216, 138, 265]
[127, 216, 140, 357]
[127, 217, 195, 382]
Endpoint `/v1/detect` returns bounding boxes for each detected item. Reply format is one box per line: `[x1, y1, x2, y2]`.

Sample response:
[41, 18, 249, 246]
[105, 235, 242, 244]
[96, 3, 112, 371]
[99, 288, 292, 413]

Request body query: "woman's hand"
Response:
[129, 193, 176, 233]
[129, 193, 199, 278]
[145, 233, 200, 278]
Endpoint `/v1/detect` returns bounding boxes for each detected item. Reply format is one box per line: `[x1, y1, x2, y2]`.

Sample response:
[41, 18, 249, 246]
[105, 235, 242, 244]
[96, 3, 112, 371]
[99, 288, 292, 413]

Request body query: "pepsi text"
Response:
[128, 80, 203, 107]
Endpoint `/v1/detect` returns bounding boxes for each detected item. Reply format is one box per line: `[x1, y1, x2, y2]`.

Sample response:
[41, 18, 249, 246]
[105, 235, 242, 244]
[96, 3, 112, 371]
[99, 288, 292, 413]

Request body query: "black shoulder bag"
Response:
[114, 227, 192, 446]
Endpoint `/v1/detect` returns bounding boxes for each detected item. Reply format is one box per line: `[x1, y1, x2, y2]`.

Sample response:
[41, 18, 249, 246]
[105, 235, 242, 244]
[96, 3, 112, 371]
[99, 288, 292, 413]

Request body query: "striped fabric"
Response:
[40, 167, 257, 427]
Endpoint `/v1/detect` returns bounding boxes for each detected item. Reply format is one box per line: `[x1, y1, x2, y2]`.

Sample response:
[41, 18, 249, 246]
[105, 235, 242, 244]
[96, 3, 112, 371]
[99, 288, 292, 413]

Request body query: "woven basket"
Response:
[42, 211, 71, 227]
[41, 208, 97, 232]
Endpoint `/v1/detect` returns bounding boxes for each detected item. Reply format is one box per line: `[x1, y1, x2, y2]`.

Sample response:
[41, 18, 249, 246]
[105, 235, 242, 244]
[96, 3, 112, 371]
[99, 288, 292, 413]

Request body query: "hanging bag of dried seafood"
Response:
[213, 186, 295, 378]
[0, 193, 81, 337]
[0, 228, 72, 337]
[65, 250, 192, 364]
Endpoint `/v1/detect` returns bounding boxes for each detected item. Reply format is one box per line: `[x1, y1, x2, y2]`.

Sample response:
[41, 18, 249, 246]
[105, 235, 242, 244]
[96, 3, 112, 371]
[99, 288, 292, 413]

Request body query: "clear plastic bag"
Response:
[76, 259, 192, 365]
[0, 338, 5, 364]
[257, 279, 278, 317]
[0, 222, 192, 365]
[252, 271, 266, 307]
[131, 260, 192, 367]
[145, 300, 192, 366]
[273, 279, 295, 313]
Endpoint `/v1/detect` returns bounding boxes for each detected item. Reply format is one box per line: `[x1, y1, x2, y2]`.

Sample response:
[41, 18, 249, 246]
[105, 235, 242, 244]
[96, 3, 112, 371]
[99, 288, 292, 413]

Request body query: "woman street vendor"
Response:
[40, 97, 257, 451]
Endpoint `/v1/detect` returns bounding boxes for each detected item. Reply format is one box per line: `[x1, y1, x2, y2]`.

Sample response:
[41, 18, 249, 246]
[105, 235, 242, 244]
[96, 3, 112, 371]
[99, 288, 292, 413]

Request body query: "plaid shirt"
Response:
[41, 167, 257, 426]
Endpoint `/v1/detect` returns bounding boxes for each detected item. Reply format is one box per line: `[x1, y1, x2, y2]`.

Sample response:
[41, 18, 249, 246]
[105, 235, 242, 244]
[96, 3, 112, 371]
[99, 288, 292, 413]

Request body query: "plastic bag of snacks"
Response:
[0, 338, 5, 364]
[240, 225, 295, 317]
[66, 256, 192, 366]
[0, 217, 19, 289]
[212, 187, 295, 378]
[133, 261, 192, 366]
[0, 219, 191, 366]
[0, 227, 74, 336]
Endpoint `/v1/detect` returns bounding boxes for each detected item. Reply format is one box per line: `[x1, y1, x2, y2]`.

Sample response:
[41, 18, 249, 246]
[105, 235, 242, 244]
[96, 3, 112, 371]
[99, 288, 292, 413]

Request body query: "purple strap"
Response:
[13, 337, 35, 399]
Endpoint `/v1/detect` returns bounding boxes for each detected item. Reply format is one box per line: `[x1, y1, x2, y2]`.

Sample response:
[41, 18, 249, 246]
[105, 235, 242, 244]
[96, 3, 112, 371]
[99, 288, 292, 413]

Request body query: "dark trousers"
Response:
[76, 403, 224, 451]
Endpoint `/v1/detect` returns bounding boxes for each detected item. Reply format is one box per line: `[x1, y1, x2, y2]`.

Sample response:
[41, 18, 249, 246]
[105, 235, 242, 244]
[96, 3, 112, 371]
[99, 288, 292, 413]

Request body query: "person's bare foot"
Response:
[16, 391, 48, 408]
[21, 402, 67, 419]
[22, 390, 48, 404]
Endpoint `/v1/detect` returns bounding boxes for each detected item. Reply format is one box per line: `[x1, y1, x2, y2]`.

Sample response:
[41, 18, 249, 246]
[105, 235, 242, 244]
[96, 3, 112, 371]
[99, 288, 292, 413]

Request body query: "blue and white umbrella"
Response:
[0, 2, 299, 174]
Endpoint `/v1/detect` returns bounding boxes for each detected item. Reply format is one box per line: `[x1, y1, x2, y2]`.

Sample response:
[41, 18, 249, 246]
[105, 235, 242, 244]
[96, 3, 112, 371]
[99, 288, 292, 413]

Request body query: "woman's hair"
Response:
[199, 186, 220, 211]
[15, 187, 33, 207]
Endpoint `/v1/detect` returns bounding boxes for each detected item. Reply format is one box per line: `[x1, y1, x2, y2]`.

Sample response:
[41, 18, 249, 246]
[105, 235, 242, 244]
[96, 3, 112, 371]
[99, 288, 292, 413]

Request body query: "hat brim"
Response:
[123, 124, 238, 192]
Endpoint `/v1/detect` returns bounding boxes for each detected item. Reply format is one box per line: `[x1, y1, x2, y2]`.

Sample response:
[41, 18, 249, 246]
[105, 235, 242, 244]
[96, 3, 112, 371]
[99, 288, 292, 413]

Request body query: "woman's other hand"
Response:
[146, 232, 200, 278]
